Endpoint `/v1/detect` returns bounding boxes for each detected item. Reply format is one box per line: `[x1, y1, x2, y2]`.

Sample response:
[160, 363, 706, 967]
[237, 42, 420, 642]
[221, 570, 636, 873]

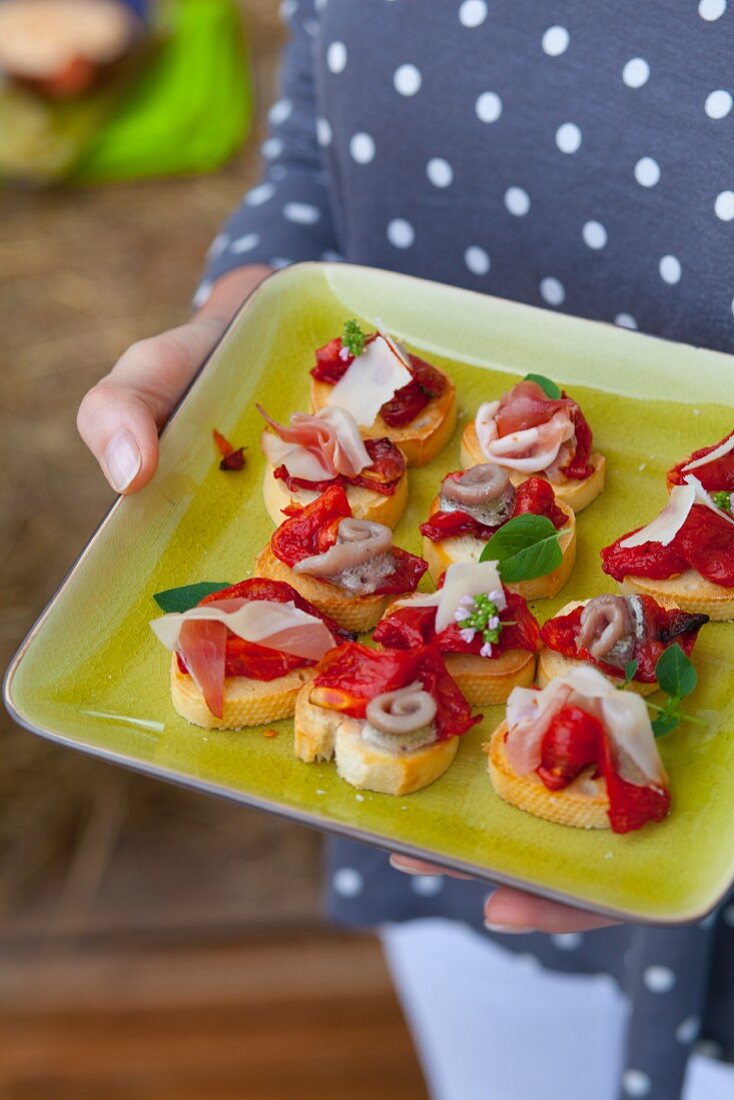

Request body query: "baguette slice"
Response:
[460, 420, 605, 512]
[170, 654, 314, 730]
[294, 683, 459, 795]
[537, 601, 656, 697]
[422, 498, 576, 599]
[310, 377, 457, 467]
[262, 463, 408, 528]
[486, 721, 610, 829]
[443, 650, 536, 706]
[620, 571, 734, 622]
[254, 543, 393, 633]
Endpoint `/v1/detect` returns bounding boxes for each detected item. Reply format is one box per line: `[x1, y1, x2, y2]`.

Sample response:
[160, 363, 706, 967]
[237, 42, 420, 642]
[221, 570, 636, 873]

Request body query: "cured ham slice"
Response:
[475, 382, 578, 475]
[259, 405, 371, 482]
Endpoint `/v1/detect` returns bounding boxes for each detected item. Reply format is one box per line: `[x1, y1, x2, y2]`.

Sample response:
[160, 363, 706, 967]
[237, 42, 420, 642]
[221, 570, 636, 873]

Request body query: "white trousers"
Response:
[381, 919, 734, 1100]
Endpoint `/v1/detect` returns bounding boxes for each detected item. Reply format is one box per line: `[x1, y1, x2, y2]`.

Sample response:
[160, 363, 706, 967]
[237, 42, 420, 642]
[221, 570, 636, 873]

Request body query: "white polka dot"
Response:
[542, 25, 569, 57]
[676, 1016, 701, 1044]
[270, 257, 292, 269]
[705, 89, 733, 119]
[551, 932, 583, 950]
[459, 0, 488, 28]
[283, 202, 321, 225]
[333, 867, 363, 898]
[207, 232, 229, 260]
[622, 58, 650, 89]
[279, 0, 297, 22]
[316, 116, 332, 146]
[394, 63, 422, 96]
[634, 157, 660, 187]
[659, 254, 682, 284]
[540, 277, 565, 306]
[230, 232, 260, 254]
[699, 0, 727, 20]
[387, 218, 415, 248]
[643, 965, 676, 993]
[304, 17, 319, 36]
[615, 313, 638, 329]
[426, 157, 453, 187]
[350, 132, 376, 163]
[327, 41, 347, 73]
[582, 220, 607, 249]
[622, 1069, 651, 1097]
[262, 137, 284, 160]
[315, 0, 328, 10]
[715, 190, 734, 220]
[504, 186, 530, 216]
[246, 183, 275, 206]
[556, 123, 582, 153]
[410, 875, 444, 897]
[268, 98, 292, 125]
[722, 903, 734, 926]
[464, 245, 491, 275]
[192, 280, 213, 309]
[475, 91, 503, 123]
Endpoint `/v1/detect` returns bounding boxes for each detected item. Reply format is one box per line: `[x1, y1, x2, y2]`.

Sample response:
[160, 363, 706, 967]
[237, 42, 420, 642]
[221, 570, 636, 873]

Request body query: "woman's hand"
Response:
[389, 856, 616, 934]
[77, 265, 272, 493]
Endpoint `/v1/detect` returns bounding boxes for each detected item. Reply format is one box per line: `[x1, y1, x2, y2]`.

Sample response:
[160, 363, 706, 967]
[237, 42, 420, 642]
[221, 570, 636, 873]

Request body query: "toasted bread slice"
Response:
[620, 572, 734, 622]
[460, 420, 605, 512]
[170, 654, 313, 730]
[422, 497, 576, 599]
[486, 721, 610, 829]
[310, 377, 457, 467]
[443, 650, 536, 705]
[262, 463, 409, 528]
[254, 543, 394, 633]
[294, 683, 460, 794]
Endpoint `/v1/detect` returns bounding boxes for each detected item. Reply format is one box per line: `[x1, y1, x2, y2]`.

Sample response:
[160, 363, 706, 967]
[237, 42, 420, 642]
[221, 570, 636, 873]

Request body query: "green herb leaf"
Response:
[342, 318, 366, 358]
[712, 490, 733, 513]
[153, 582, 232, 613]
[523, 373, 562, 399]
[655, 644, 697, 701]
[618, 659, 639, 690]
[480, 514, 564, 582]
[651, 709, 681, 738]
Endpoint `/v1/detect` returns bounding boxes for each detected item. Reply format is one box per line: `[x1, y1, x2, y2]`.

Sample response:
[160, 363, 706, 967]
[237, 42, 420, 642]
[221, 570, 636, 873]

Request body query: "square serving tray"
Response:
[5, 262, 734, 924]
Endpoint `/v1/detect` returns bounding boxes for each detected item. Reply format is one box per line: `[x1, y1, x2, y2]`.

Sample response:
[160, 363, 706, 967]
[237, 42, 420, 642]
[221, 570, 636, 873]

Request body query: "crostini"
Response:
[254, 484, 428, 632]
[460, 378, 605, 511]
[258, 404, 408, 527]
[294, 642, 480, 795]
[668, 427, 734, 495]
[373, 560, 540, 705]
[601, 474, 734, 621]
[538, 594, 708, 695]
[150, 578, 353, 730]
[486, 665, 670, 833]
[309, 320, 456, 467]
[419, 464, 576, 598]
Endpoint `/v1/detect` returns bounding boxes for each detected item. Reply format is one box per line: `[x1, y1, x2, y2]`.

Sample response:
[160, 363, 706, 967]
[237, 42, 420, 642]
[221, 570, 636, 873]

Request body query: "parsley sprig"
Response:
[712, 490, 733, 514]
[342, 318, 366, 358]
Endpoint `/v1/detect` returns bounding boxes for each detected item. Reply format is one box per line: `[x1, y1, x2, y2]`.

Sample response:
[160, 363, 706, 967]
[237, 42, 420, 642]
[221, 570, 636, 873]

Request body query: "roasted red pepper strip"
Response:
[536, 705, 670, 833]
[212, 428, 245, 471]
[420, 475, 566, 543]
[374, 588, 540, 657]
[540, 597, 707, 682]
[309, 643, 480, 741]
[602, 504, 734, 588]
[311, 334, 446, 428]
[559, 401, 594, 481]
[273, 437, 405, 496]
[668, 429, 734, 492]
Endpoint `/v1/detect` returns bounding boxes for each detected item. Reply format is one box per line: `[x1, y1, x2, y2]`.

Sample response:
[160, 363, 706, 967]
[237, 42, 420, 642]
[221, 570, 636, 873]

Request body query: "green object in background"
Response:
[72, 0, 252, 183]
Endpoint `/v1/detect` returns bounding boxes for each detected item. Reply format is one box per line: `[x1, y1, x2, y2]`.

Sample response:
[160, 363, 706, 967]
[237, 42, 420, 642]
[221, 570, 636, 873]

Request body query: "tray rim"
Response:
[5, 260, 734, 927]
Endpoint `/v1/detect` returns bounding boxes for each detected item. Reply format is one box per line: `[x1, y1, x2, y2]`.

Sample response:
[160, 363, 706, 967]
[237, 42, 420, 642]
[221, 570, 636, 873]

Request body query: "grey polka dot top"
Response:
[201, 3, 734, 1098]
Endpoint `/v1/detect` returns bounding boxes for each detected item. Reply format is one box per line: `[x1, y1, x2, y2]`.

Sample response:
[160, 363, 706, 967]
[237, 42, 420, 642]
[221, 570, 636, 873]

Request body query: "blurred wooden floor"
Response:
[0, 932, 428, 1100]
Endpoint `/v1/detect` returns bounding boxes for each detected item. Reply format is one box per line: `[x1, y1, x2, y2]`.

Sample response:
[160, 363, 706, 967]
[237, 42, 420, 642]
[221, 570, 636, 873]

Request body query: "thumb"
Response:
[77, 317, 226, 494]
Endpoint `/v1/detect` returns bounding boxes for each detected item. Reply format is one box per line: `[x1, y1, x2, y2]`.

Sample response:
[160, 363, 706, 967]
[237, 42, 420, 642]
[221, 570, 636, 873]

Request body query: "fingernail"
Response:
[484, 921, 536, 935]
[105, 429, 141, 492]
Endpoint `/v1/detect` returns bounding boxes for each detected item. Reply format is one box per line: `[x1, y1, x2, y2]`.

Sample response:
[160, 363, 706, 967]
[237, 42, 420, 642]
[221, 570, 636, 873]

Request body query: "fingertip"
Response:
[78, 385, 160, 495]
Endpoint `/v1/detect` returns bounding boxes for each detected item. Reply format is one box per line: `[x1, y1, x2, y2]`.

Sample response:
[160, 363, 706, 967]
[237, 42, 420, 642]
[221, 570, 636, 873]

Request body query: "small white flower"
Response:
[460, 628, 476, 644]
[489, 590, 503, 603]
[488, 616, 500, 630]
[458, 595, 475, 610]
[480, 642, 493, 657]
[339, 346, 351, 361]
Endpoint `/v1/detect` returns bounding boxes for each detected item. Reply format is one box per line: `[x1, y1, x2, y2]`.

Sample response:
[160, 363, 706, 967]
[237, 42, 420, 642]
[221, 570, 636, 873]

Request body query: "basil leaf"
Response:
[618, 659, 639, 689]
[655, 644, 697, 701]
[480, 513, 564, 582]
[524, 373, 561, 399]
[153, 581, 232, 613]
[652, 710, 681, 738]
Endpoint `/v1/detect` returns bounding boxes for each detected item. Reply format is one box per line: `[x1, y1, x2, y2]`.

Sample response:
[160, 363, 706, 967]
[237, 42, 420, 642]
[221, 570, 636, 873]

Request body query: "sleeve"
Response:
[194, 1, 340, 308]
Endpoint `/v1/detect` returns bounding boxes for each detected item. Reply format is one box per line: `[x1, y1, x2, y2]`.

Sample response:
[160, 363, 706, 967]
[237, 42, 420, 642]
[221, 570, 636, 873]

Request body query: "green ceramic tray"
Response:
[5, 263, 734, 924]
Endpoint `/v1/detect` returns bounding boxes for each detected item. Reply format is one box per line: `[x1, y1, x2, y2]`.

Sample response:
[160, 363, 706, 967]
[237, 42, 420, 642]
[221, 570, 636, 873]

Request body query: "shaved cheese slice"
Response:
[682, 431, 734, 473]
[151, 599, 336, 662]
[326, 335, 413, 427]
[687, 473, 734, 528]
[389, 560, 507, 634]
[619, 482, 696, 549]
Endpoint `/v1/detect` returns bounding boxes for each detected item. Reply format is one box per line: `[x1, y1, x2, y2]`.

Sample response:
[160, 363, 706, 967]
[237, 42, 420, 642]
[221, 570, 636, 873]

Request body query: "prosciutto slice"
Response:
[475, 382, 577, 474]
[259, 405, 371, 482]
